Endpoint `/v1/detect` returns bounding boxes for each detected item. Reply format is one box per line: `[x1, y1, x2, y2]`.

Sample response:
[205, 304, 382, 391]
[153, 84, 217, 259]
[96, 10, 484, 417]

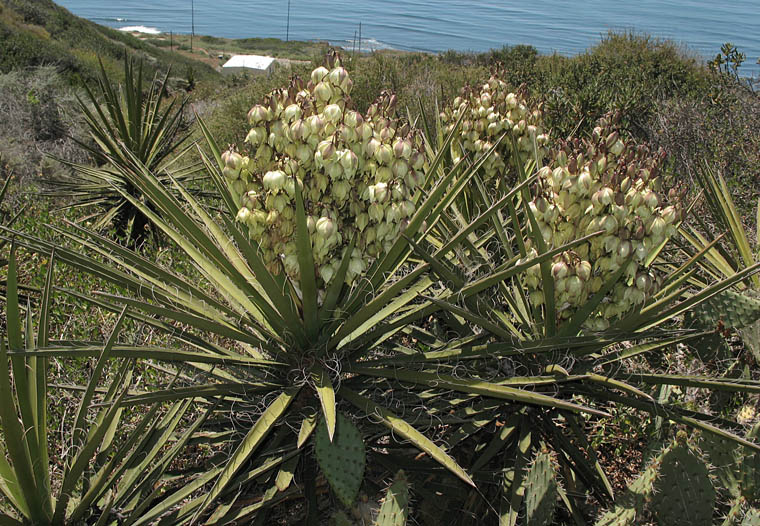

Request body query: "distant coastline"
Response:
[57, 0, 760, 76]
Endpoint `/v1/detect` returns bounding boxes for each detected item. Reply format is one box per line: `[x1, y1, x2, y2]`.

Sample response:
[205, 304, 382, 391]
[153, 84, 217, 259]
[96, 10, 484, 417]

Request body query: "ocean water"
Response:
[56, 0, 760, 75]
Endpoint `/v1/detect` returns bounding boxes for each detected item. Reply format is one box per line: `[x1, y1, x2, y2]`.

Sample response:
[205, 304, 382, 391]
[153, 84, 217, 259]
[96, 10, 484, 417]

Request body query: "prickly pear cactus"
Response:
[315, 412, 366, 508]
[722, 499, 744, 526]
[686, 289, 760, 330]
[524, 451, 558, 526]
[743, 508, 760, 526]
[740, 318, 760, 363]
[700, 431, 742, 498]
[595, 445, 669, 526]
[373, 470, 410, 526]
[740, 423, 760, 502]
[651, 444, 715, 526]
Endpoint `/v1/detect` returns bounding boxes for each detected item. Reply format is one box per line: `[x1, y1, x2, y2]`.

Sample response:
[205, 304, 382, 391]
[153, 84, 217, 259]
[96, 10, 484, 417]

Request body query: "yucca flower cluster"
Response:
[439, 68, 549, 181]
[518, 114, 685, 331]
[221, 54, 425, 295]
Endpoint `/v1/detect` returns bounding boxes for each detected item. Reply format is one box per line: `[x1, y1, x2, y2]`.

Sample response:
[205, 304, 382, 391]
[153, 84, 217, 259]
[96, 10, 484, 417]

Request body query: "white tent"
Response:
[221, 55, 276, 76]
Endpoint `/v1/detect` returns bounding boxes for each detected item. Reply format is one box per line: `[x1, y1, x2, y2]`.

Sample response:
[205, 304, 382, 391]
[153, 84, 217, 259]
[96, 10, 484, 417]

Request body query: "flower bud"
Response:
[283, 103, 301, 122]
[263, 170, 286, 191]
[576, 260, 592, 281]
[316, 216, 335, 239]
[311, 66, 329, 84]
[324, 103, 342, 123]
[372, 182, 389, 203]
[567, 276, 583, 297]
[247, 105, 269, 125]
[375, 143, 394, 165]
[315, 81, 333, 102]
[393, 138, 412, 159]
[236, 207, 251, 224]
[552, 261, 569, 280]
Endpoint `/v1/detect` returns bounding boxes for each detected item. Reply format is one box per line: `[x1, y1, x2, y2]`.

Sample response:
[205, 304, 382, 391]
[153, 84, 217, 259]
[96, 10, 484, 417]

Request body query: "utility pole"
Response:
[191, 0, 195, 52]
[358, 22, 361, 54]
[286, 0, 291, 42]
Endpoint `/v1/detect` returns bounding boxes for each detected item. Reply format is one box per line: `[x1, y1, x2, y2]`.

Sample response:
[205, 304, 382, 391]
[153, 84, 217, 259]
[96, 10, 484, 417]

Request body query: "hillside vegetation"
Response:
[0, 0, 218, 84]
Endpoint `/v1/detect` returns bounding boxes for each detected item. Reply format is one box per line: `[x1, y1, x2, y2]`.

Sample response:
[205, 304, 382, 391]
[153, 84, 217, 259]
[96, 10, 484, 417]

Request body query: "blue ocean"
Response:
[56, 0, 760, 75]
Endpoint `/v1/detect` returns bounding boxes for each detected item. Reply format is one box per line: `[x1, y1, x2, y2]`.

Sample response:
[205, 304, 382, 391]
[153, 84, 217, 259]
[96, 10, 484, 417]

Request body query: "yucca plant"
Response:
[47, 55, 203, 246]
[388, 112, 760, 523]
[1, 59, 627, 524]
[0, 247, 214, 525]
[5, 59, 760, 525]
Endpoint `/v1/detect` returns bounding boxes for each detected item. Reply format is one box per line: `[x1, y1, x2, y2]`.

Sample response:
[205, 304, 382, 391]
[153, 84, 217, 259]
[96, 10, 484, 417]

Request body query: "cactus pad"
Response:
[374, 470, 410, 526]
[700, 431, 741, 498]
[595, 446, 668, 526]
[315, 412, 366, 508]
[652, 444, 715, 526]
[524, 451, 558, 526]
[743, 509, 760, 526]
[740, 423, 760, 502]
[687, 289, 760, 330]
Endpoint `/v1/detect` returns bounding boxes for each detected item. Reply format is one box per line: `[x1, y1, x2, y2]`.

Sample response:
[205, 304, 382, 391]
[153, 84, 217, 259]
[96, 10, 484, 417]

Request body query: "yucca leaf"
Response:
[294, 177, 319, 341]
[350, 367, 609, 417]
[585, 374, 654, 401]
[0, 249, 49, 522]
[68, 400, 168, 522]
[94, 293, 265, 348]
[630, 261, 760, 330]
[50, 221, 240, 324]
[435, 174, 537, 260]
[585, 388, 760, 452]
[0, 439, 28, 519]
[340, 387, 475, 487]
[472, 415, 520, 472]
[298, 409, 319, 449]
[165, 171, 290, 327]
[311, 365, 337, 441]
[565, 413, 615, 501]
[626, 374, 760, 393]
[595, 333, 704, 366]
[130, 467, 222, 526]
[7, 345, 279, 365]
[0, 338, 35, 521]
[105, 159, 277, 331]
[70, 307, 127, 450]
[119, 383, 276, 405]
[318, 233, 357, 326]
[218, 213, 301, 331]
[53, 359, 133, 524]
[501, 423, 532, 526]
[0, 514, 23, 526]
[192, 387, 300, 523]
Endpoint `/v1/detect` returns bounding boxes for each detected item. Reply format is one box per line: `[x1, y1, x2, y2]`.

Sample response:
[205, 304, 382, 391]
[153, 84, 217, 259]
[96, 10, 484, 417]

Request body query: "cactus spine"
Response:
[373, 470, 410, 526]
